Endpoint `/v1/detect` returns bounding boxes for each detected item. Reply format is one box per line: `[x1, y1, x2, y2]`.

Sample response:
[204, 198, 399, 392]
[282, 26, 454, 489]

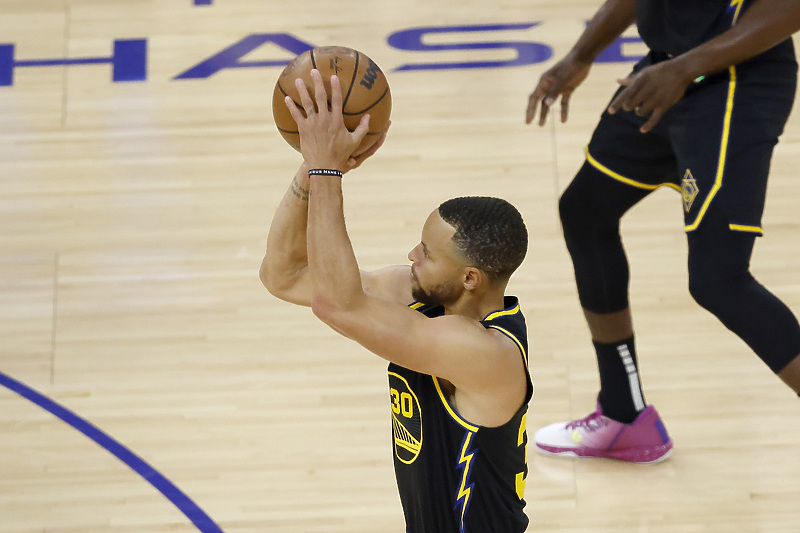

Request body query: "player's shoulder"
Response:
[481, 297, 528, 353]
[482, 296, 525, 328]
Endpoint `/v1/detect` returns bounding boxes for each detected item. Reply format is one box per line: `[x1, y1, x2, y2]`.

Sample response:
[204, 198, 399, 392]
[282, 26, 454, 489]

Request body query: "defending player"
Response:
[526, 0, 800, 463]
[261, 69, 532, 531]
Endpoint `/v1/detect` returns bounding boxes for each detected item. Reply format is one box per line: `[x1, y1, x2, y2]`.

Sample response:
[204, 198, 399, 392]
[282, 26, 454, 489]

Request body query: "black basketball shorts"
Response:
[584, 51, 797, 235]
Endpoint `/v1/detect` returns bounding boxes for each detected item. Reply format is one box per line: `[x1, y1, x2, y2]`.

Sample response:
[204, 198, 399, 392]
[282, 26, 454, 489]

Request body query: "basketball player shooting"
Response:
[261, 69, 533, 531]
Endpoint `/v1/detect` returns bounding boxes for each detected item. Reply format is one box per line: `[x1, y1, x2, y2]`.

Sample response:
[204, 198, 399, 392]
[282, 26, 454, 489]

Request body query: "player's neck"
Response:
[444, 289, 507, 322]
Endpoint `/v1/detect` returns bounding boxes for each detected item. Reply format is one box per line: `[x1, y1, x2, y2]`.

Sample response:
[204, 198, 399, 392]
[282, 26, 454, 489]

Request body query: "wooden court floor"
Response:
[1, 1, 799, 531]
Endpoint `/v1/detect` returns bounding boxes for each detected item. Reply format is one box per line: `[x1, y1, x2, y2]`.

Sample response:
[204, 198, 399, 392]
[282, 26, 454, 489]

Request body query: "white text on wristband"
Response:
[308, 168, 343, 178]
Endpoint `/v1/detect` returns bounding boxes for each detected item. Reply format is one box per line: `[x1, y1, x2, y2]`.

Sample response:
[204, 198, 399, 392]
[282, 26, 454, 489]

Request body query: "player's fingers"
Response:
[364, 128, 387, 155]
[370, 129, 388, 153]
[608, 89, 630, 114]
[625, 81, 659, 117]
[610, 87, 641, 114]
[639, 108, 664, 134]
[531, 76, 553, 102]
[538, 91, 561, 126]
[626, 84, 649, 111]
[285, 95, 304, 123]
[618, 74, 634, 86]
[352, 113, 370, 142]
[634, 100, 654, 117]
[538, 82, 566, 125]
[525, 82, 548, 124]
[525, 93, 540, 124]
[329, 74, 343, 116]
[295, 77, 316, 116]
[560, 93, 572, 123]
[537, 98, 551, 126]
[526, 76, 554, 124]
[310, 69, 328, 114]
[346, 128, 387, 171]
[607, 76, 635, 114]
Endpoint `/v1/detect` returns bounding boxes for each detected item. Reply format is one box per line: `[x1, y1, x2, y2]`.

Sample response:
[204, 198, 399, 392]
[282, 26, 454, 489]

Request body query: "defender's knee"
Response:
[558, 163, 617, 245]
[558, 183, 590, 242]
[688, 270, 734, 315]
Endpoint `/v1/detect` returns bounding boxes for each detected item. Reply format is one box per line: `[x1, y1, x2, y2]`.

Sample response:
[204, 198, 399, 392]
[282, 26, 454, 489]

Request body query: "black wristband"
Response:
[308, 168, 343, 178]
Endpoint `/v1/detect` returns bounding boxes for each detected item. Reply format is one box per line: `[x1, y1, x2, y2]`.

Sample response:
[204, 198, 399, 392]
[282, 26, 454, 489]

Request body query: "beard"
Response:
[411, 279, 461, 307]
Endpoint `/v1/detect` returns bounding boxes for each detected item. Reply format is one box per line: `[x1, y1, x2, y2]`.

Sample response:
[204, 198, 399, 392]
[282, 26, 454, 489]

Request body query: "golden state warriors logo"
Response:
[388, 372, 422, 464]
[681, 169, 699, 213]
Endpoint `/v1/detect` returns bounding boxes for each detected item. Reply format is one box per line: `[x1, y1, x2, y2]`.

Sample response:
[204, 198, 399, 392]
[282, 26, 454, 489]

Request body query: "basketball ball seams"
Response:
[342, 51, 360, 110]
[276, 80, 303, 110]
[342, 87, 390, 115]
[274, 81, 387, 135]
[273, 46, 390, 154]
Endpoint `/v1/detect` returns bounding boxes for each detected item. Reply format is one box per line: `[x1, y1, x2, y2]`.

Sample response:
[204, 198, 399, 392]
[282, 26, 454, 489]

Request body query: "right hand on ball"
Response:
[285, 69, 370, 172]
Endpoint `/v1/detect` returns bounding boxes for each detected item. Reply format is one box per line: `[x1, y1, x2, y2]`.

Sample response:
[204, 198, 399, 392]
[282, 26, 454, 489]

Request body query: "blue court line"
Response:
[194, 0, 213, 5]
[0, 371, 224, 533]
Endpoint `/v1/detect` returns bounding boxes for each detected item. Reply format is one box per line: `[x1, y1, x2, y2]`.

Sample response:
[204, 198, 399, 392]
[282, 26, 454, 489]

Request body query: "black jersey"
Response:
[636, 0, 794, 62]
[388, 296, 532, 533]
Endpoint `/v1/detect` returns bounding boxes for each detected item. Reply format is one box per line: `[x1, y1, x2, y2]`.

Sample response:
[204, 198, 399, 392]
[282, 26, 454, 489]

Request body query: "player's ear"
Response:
[462, 267, 485, 291]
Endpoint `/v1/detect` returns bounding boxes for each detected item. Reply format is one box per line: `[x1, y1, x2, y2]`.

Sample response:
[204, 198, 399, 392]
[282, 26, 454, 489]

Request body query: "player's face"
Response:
[407, 211, 467, 307]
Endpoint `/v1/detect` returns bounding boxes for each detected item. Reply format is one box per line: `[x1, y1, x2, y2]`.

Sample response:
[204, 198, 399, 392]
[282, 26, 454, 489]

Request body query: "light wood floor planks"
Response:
[1, 1, 799, 531]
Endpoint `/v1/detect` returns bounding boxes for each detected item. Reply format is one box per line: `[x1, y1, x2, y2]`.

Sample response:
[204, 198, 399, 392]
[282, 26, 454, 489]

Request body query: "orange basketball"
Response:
[272, 46, 392, 155]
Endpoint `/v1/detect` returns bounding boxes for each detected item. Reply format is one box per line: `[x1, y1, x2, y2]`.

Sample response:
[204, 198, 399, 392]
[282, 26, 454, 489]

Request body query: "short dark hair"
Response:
[438, 196, 527, 282]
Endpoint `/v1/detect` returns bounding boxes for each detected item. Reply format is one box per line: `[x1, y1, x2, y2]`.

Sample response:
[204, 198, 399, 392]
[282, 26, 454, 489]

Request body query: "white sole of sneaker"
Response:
[535, 445, 673, 465]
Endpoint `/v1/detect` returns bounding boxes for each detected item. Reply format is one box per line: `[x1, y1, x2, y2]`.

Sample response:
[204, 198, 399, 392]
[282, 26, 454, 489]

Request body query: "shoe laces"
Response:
[565, 410, 607, 432]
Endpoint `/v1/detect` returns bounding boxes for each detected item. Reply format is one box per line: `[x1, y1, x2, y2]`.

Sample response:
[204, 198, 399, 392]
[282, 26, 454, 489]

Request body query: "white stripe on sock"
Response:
[618, 344, 645, 412]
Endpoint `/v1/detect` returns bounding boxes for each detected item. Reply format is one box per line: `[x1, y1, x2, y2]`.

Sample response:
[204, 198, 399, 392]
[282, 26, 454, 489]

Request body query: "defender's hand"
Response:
[526, 54, 591, 126]
[607, 59, 694, 133]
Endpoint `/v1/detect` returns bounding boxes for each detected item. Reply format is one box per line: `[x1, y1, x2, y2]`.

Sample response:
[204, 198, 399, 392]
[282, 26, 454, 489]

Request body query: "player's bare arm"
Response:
[260, 82, 391, 307]
[608, 0, 800, 133]
[261, 197, 409, 307]
[260, 163, 313, 306]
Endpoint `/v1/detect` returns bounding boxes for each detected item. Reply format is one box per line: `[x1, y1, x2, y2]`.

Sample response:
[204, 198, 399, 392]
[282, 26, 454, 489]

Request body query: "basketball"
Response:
[272, 46, 392, 155]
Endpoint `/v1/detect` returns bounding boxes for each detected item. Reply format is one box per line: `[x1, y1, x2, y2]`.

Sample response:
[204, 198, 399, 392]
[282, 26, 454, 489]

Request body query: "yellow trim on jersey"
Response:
[432, 377, 479, 432]
[409, 302, 425, 310]
[729, 223, 763, 234]
[730, 0, 745, 24]
[685, 65, 737, 232]
[483, 302, 520, 321]
[585, 146, 681, 192]
[487, 325, 529, 367]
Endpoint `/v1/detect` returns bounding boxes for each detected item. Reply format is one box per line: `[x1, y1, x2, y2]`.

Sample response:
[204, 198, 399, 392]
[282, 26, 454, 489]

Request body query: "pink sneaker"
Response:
[534, 403, 673, 464]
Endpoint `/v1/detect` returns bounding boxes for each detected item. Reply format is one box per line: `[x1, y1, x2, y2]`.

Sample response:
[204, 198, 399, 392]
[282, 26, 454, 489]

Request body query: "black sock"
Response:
[595, 336, 646, 424]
